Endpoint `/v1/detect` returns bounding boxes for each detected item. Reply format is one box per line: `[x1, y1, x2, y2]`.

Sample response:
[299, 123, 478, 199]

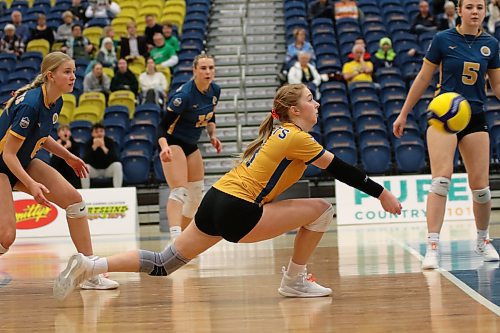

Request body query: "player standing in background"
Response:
[393, 0, 500, 269]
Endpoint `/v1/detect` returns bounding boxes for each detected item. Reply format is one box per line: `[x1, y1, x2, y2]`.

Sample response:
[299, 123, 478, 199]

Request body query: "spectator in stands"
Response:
[342, 44, 373, 84]
[85, 0, 120, 26]
[432, 0, 447, 17]
[347, 37, 371, 61]
[0, 24, 25, 58]
[144, 15, 163, 48]
[438, 1, 460, 30]
[96, 37, 117, 69]
[151, 33, 178, 68]
[100, 26, 119, 48]
[373, 37, 396, 70]
[10, 11, 30, 43]
[488, 0, 500, 34]
[63, 24, 94, 59]
[70, 0, 87, 23]
[286, 28, 315, 65]
[111, 58, 138, 94]
[120, 21, 148, 61]
[334, 0, 363, 23]
[410, 0, 438, 35]
[29, 14, 55, 47]
[50, 124, 81, 189]
[139, 57, 168, 105]
[81, 123, 122, 189]
[56, 11, 75, 42]
[287, 52, 322, 99]
[162, 22, 180, 52]
[83, 62, 110, 95]
[308, 0, 333, 21]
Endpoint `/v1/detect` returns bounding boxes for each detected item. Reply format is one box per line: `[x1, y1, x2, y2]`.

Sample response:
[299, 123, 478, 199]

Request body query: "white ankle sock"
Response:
[287, 259, 306, 276]
[477, 229, 488, 240]
[427, 233, 439, 244]
[92, 258, 109, 275]
[170, 226, 182, 235]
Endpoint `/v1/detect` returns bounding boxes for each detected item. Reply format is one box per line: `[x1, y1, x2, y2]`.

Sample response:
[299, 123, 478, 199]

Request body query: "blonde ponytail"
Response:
[240, 83, 306, 162]
[4, 74, 45, 110]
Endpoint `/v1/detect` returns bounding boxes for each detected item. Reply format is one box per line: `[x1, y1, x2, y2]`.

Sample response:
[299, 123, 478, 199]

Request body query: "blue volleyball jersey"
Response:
[424, 27, 500, 114]
[0, 86, 63, 168]
[165, 80, 221, 145]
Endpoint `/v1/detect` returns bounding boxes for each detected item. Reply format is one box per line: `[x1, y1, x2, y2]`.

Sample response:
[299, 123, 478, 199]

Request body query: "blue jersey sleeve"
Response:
[424, 33, 443, 65]
[9, 103, 37, 140]
[488, 41, 500, 70]
[167, 90, 188, 115]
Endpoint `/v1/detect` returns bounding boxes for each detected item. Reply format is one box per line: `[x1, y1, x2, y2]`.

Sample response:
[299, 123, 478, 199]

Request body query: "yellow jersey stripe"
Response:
[8, 129, 26, 140]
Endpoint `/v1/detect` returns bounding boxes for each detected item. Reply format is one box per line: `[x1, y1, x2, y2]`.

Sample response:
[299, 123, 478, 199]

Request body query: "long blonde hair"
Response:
[241, 83, 306, 162]
[4, 51, 73, 110]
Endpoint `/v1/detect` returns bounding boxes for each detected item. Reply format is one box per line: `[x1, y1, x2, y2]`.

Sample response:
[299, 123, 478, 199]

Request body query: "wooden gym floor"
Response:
[1, 220, 500, 332]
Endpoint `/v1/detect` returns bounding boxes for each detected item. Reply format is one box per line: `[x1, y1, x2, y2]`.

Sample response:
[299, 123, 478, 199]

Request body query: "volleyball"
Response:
[427, 92, 471, 134]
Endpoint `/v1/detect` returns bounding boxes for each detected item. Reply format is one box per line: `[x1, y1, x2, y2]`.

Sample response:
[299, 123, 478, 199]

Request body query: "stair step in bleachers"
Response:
[216, 75, 279, 89]
[212, 64, 281, 77]
[209, 44, 285, 56]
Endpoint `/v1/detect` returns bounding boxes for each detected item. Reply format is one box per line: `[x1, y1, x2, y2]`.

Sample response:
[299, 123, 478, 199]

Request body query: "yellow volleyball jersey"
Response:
[214, 122, 325, 206]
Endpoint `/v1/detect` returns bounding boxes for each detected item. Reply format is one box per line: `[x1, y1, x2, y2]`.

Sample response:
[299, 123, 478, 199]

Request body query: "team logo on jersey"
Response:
[15, 92, 26, 105]
[212, 96, 217, 105]
[173, 98, 182, 107]
[480, 46, 491, 57]
[19, 117, 30, 129]
[52, 113, 58, 124]
[448, 45, 457, 50]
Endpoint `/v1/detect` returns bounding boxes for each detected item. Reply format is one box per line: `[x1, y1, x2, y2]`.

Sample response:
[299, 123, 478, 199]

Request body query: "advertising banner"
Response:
[335, 174, 474, 225]
[14, 187, 137, 237]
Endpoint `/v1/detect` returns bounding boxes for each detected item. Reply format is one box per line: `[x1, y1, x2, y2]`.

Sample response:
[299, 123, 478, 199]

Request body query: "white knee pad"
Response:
[472, 187, 491, 204]
[169, 187, 187, 204]
[66, 201, 88, 219]
[430, 177, 450, 197]
[304, 205, 334, 233]
[0, 243, 8, 256]
[182, 180, 204, 219]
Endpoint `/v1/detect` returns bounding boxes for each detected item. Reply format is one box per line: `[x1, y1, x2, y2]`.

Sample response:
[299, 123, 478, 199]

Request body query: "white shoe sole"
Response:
[475, 249, 500, 262]
[421, 262, 439, 270]
[80, 282, 119, 290]
[278, 287, 332, 298]
[53, 254, 88, 300]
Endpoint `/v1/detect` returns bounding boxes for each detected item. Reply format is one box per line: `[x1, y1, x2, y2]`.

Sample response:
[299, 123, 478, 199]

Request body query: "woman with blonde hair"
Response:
[0, 52, 119, 291]
[53, 83, 402, 300]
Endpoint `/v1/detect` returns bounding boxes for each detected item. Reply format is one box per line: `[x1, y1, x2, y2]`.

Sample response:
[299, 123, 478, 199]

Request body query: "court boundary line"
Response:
[390, 236, 500, 317]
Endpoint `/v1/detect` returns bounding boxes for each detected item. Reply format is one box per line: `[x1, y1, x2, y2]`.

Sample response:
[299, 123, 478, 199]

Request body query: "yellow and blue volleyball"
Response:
[427, 92, 471, 134]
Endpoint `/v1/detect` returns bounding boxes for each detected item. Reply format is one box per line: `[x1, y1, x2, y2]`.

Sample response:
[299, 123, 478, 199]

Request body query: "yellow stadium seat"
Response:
[119, 1, 140, 10]
[59, 94, 76, 124]
[128, 57, 146, 77]
[163, 3, 186, 17]
[166, 0, 186, 9]
[112, 24, 129, 40]
[117, 8, 138, 20]
[51, 41, 64, 52]
[78, 92, 106, 119]
[109, 90, 136, 118]
[3, 0, 13, 8]
[155, 65, 171, 90]
[103, 67, 115, 80]
[83, 27, 104, 49]
[72, 105, 102, 123]
[112, 17, 133, 26]
[139, 7, 161, 20]
[161, 13, 184, 31]
[26, 39, 50, 57]
[136, 22, 147, 35]
[142, 0, 163, 10]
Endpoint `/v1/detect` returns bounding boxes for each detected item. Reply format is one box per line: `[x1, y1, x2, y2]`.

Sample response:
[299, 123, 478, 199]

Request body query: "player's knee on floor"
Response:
[139, 243, 190, 276]
[430, 177, 450, 197]
[304, 205, 334, 233]
[472, 186, 491, 204]
[66, 200, 88, 219]
[182, 180, 204, 219]
[169, 187, 187, 204]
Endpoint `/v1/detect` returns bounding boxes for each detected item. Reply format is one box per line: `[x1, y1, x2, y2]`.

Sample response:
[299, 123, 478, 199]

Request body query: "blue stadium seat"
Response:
[134, 104, 162, 123]
[7, 72, 31, 85]
[0, 54, 17, 70]
[394, 137, 426, 173]
[129, 119, 157, 144]
[153, 153, 166, 182]
[103, 117, 127, 147]
[121, 152, 151, 185]
[315, 44, 339, 58]
[328, 139, 358, 165]
[70, 120, 93, 144]
[104, 105, 130, 126]
[360, 139, 392, 174]
[353, 102, 383, 120]
[320, 101, 351, 120]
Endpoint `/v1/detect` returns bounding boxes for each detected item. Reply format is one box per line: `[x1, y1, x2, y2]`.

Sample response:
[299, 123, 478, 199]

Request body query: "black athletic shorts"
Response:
[0, 159, 23, 188]
[195, 187, 264, 243]
[457, 112, 488, 142]
[165, 135, 199, 157]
